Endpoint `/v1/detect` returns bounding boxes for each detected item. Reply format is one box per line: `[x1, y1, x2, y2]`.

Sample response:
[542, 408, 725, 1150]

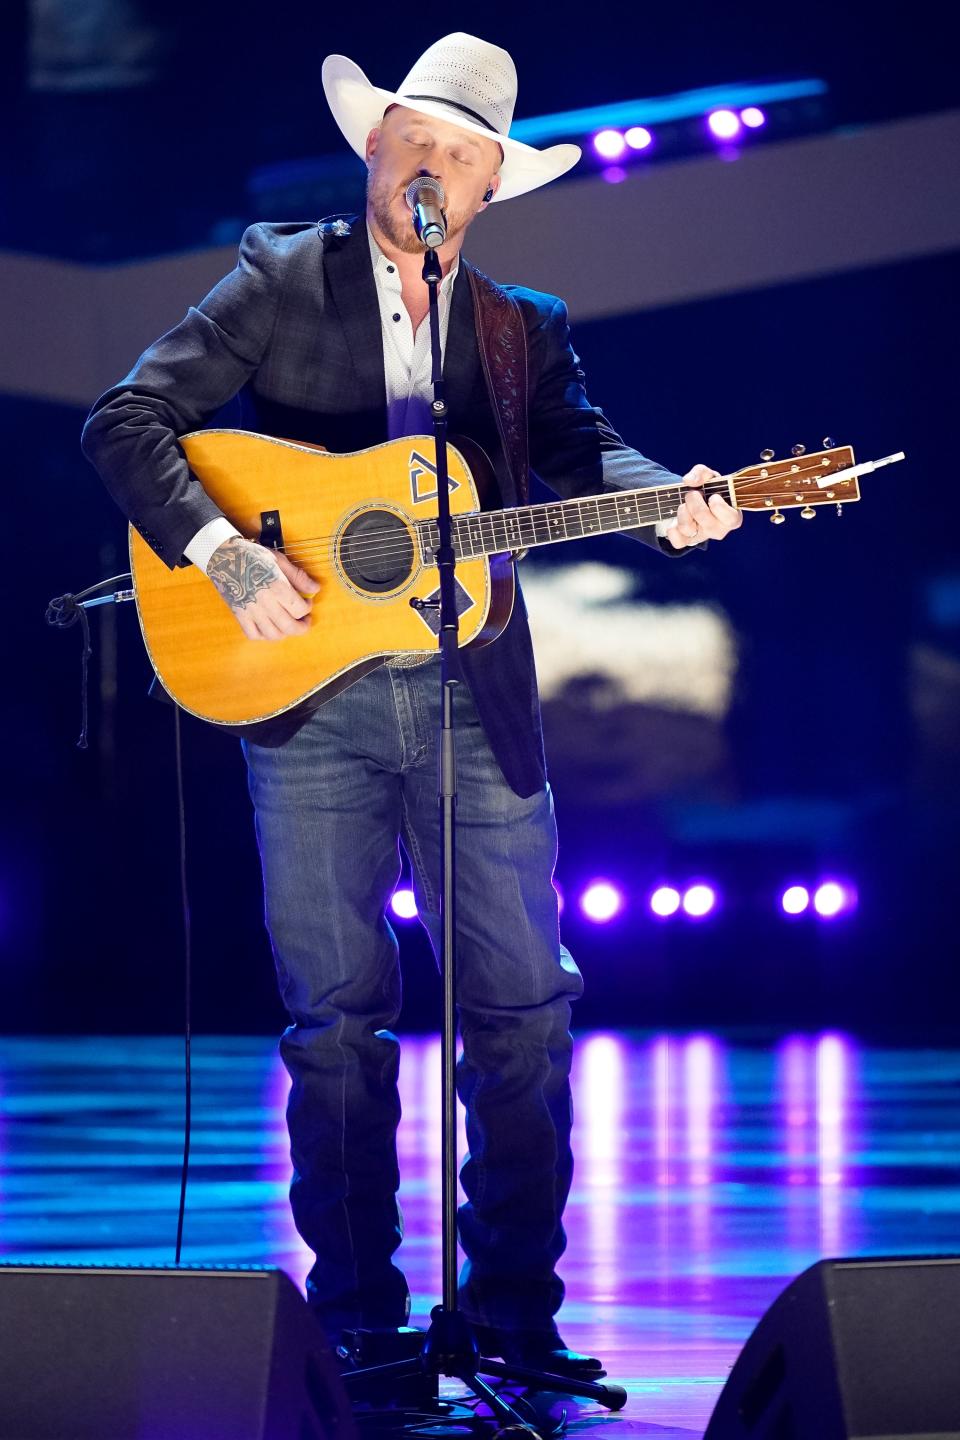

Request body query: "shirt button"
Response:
[392, 312, 401, 322]
[386, 265, 395, 273]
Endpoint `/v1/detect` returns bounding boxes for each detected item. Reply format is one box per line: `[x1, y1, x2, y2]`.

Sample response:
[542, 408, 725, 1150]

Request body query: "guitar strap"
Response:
[466, 264, 530, 507]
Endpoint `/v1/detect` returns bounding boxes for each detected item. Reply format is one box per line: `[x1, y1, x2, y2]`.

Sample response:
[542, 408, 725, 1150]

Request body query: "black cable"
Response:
[351, 1399, 490, 1439]
[351, 1400, 554, 1440]
[45, 594, 92, 748]
[46, 572, 132, 609]
[173, 704, 193, 1265]
[44, 573, 132, 750]
[76, 605, 92, 751]
[45, 580, 195, 1260]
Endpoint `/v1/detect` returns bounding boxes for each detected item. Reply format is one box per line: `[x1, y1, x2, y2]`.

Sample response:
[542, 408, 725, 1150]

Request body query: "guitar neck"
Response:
[423, 476, 735, 560]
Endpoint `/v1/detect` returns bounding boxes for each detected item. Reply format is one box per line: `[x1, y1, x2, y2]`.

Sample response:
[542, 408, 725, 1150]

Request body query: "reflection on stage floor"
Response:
[1, 1032, 958, 1435]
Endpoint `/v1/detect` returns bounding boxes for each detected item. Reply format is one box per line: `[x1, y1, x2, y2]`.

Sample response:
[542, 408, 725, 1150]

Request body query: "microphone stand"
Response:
[340, 224, 627, 1432]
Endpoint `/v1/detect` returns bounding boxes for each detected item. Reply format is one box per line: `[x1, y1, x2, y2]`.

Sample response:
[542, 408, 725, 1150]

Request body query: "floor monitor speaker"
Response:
[0, 1263, 357, 1440]
[704, 1255, 960, 1439]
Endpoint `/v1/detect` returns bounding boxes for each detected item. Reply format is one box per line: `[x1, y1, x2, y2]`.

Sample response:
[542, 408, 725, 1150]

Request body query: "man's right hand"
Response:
[206, 536, 318, 641]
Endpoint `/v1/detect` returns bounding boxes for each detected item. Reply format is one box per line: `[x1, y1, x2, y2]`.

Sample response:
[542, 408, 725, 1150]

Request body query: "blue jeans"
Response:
[242, 658, 583, 1339]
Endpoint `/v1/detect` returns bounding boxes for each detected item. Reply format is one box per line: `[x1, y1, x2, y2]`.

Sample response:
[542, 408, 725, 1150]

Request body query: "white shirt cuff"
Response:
[183, 517, 243, 572]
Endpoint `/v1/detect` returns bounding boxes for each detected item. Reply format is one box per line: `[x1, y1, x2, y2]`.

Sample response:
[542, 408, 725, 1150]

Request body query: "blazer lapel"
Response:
[322, 221, 388, 445]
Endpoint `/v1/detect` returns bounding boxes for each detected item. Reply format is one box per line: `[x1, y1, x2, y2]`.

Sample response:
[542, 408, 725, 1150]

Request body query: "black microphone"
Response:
[405, 175, 446, 249]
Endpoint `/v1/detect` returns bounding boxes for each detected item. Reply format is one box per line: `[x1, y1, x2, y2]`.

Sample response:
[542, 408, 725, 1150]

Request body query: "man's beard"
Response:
[367, 169, 468, 252]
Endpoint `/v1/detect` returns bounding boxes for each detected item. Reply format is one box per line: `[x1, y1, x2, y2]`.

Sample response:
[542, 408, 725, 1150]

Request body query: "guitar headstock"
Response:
[731, 443, 860, 523]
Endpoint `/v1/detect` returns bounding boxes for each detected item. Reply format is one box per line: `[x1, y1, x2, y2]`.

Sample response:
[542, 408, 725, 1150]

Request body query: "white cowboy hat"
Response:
[322, 33, 581, 203]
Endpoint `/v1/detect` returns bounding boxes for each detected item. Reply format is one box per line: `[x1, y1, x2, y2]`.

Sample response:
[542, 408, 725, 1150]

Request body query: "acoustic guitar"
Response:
[129, 430, 899, 727]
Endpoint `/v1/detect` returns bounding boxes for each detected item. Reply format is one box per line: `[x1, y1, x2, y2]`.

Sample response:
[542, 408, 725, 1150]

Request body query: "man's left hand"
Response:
[664, 464, 744, 549]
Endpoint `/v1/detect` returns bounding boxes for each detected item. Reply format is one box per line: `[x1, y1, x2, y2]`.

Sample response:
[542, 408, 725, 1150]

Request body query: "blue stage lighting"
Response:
[707, 109, 742, 141]
[593, 129, 627, 159]
[814, 881, 856, 919]
[781, 885, 810, 915]
[683, 884, 718, 918]
[650, 886, 681, 918]
[390, 888, 418, 920]
[580, 881, 625, 923]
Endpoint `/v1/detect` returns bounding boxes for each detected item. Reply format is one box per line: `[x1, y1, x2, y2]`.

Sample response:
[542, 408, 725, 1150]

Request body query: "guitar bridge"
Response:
[259, 510, 285, 550]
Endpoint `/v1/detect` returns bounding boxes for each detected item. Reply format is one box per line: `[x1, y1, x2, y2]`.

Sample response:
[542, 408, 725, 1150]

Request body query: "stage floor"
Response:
[2, 1032, 958, 1435]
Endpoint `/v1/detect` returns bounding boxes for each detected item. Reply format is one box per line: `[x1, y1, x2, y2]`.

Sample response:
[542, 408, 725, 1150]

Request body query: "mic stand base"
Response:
[341, 1304, 627, 1435]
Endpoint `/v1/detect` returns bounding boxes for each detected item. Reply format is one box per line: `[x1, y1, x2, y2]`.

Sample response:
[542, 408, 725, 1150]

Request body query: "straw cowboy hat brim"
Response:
[322, 53, 581, 203]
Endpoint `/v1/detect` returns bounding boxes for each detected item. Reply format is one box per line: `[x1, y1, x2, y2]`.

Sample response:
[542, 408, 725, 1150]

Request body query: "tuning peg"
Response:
[791, 443, 806, 456]
[770, 509, 786, 525]
[822, 436, 837, 449]
[760, 448, 775, 461]
[801, 506, 816, 519]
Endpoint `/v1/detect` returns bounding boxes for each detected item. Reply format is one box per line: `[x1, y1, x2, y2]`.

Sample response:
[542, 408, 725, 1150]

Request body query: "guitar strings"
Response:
[278, 482, 845, 564]
[273, 480, 738, 560]
[273, 473, 848, 567]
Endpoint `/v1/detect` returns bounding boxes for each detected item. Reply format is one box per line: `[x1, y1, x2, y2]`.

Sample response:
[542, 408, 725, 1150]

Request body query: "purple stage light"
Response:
[601, 166, 628, 185]
[707, 109, 741, 141]
[781, 885, 810, 916]
[624, 125, 653, 150]
[650, 886, 681, 917]
[814, 881, 855, 918]
[390, 888, 418, 920]
[580, 881, 625, 923]
[593, 128, 626, 160]
[741, 106, 766, 129]
[682, 884, 717, 918]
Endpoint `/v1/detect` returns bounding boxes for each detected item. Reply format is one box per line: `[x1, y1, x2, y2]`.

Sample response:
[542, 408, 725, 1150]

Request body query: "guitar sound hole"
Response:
[339, 509, 415, 593]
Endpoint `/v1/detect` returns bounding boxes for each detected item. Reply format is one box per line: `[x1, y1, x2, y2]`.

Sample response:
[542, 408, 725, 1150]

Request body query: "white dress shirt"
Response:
[369, 224, 459, 439]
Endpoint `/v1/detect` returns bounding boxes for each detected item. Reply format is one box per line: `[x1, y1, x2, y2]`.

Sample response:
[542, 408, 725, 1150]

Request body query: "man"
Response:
[82, 33, 742, 1374]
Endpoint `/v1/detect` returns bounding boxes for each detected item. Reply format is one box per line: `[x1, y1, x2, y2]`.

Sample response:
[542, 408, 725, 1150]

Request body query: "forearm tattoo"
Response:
[207, 539, 278, 611]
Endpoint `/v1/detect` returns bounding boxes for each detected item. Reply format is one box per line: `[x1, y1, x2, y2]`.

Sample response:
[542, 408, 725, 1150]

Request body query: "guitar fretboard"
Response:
[417, 480, 730, 560]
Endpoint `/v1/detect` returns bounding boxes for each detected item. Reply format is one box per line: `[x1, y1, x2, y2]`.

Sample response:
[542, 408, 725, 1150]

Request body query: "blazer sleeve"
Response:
[526, 295, 704, 556]
[80, 223, 283, 568]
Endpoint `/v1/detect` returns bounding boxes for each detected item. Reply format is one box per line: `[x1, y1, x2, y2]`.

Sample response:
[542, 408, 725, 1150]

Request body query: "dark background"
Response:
[3, 1, 958, 1036]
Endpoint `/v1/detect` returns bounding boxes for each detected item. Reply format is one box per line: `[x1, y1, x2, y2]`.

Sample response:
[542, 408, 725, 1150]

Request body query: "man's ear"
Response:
[365, 126, 381, 163]
[481, 174, 502, 207]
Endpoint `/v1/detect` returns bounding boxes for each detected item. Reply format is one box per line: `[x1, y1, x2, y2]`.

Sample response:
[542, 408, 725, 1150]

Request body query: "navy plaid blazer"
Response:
[82, 217, 687, 796]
